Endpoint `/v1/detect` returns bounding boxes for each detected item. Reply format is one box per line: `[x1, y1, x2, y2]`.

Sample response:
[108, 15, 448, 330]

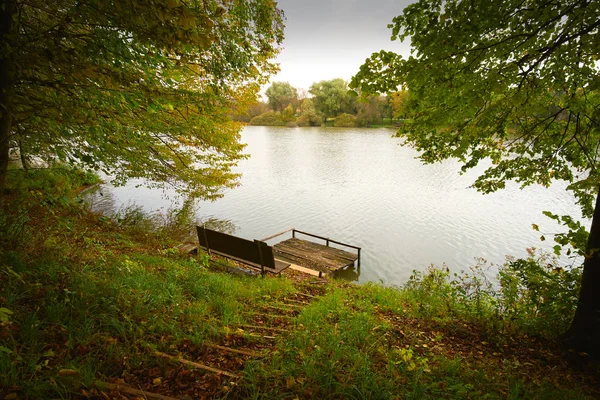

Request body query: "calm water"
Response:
[87, 126, 585, 286]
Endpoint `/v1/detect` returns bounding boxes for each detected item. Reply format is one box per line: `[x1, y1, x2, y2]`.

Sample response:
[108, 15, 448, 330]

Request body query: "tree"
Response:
[388, 90, 409, 120]
[351, 0, 600, 357]
[298, 98, 321, 126]
[356, 95, 386, 127]
[0, 0, 284, 200]
[231, 100, 270, 123]
[281, 104, 295, 123]
[265, 81, 298, 112]
[309, 78, 355, 125]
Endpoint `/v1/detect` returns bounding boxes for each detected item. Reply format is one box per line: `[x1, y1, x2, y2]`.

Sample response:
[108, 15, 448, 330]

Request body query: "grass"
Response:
[0, 167, 598, 399]
[239, 282, 596, 399]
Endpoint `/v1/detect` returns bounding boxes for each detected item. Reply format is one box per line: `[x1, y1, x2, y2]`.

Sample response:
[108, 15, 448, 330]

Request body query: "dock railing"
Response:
[261, 228, 361, 267]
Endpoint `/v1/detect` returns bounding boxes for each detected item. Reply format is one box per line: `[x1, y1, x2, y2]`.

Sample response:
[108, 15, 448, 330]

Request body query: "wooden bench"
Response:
[196, 226, 291, 275]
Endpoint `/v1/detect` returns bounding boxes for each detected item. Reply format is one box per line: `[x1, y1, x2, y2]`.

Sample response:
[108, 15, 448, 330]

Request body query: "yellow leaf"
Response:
[286, 376, 295, 389]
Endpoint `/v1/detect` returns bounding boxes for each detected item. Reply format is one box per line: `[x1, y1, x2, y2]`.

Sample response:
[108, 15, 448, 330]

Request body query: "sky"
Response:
[267, 0, 415, 93]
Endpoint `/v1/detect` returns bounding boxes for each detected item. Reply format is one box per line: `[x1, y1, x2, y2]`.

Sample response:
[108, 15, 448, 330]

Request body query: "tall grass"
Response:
[1, 167, 595, 399]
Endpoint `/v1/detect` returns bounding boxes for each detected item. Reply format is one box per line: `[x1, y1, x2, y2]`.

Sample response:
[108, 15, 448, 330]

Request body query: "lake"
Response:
[86, 126, 585, 286]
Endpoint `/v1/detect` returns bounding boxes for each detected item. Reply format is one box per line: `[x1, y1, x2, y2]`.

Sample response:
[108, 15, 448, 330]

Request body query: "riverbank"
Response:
[1, 169, 598, 399]
[247, 115, 400, 128]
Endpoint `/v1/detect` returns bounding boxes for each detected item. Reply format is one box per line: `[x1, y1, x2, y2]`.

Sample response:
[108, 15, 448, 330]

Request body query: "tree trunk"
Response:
[0, 0, 16, 201]
[564, 185, 600, 358]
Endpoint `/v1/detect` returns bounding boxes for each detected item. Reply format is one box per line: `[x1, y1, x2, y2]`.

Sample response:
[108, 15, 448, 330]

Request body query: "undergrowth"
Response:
[0, 168, 597, 399]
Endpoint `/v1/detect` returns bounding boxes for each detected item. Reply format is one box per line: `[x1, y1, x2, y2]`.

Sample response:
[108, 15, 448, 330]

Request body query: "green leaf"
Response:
[2, 0, 284, 200]
[0, 307, 13, 323]
[553, 245, 561, 256]
[43, 349, 55, 357]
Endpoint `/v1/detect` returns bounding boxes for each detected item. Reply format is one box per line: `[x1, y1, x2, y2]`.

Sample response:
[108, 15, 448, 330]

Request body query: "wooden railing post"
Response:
[201, 225, 211, 255]
[255, 240, 266, 277]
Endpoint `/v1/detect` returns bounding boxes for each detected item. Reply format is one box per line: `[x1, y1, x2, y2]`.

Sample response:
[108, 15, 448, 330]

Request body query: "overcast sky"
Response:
[268, 0, 415, 92]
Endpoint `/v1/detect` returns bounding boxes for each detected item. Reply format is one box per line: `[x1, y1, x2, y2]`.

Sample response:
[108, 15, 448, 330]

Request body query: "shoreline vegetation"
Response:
[231, 79, 408, 129]
[1, 168, 599, 399]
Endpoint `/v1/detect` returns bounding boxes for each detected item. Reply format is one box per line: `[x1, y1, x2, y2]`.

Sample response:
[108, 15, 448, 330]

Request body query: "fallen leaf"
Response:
[59, 369, 79, 377]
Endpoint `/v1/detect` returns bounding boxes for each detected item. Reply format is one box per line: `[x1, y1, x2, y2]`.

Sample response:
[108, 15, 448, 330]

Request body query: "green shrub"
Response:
[6, 165, 100, 201]
[403, 251, 581, 338]
[497, 251, 581, 336]
[333, 113, 357, 127]
[296, 115, 310, 126]
[249, 111, 285, 126]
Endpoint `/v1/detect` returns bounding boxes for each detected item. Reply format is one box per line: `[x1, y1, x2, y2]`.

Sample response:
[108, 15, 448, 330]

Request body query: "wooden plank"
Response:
[204, 343, 261, 357]
[235, 324, 288, 332]
[262, 305, 299, 314]
[209, 249, 290, 274]
[273, 249, 326, 272]
[197, 226, 262, 265]
[297, 292, 317, 299]
[93, 381, 180, 400]
[273, 238, 358, 271]
[277, 239, 357, 262]
[286, 262, 326, 277]
[284, 298, 310, 305]
[154, 351, 240, 378]
[242, 311, 292, 319]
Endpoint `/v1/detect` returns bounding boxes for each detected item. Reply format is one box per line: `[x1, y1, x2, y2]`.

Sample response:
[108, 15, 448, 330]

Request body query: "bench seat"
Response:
[207, 249, 291, 274]
[197, 226, 290, 275]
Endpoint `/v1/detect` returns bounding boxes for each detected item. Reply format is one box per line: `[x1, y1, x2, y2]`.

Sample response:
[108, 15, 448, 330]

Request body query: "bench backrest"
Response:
[196, 226, 275, 269]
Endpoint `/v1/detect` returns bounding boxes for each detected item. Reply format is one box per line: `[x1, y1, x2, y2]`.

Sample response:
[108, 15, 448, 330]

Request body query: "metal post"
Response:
[292, 229, 296, 238]
[357, 248, 361, 267]
[326, 239, 330, 247]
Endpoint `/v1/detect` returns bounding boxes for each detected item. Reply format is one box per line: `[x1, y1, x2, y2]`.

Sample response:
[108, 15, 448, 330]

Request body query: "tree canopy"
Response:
[309, 78, 356, 123]
[351, 0, 600, 356]
[265, 81, 298, 112]
[0, 0, 284, 200]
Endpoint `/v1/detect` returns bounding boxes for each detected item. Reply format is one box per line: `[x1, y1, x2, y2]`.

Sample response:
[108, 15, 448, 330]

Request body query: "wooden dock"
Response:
[263, 229, 361, 274]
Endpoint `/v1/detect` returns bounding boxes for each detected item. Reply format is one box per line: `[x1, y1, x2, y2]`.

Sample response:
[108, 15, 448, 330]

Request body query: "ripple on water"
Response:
[85, 126, 587, 286]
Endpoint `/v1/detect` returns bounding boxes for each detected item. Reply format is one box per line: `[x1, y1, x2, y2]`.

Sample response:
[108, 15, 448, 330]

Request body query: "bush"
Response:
[497, 251, 581, 336]
[333, 113, 357, 127]
[403, 250, 582, 339]
[296, 115, 310, 127]
[5, 165, 100, 202]
[249, 111, 285, 126]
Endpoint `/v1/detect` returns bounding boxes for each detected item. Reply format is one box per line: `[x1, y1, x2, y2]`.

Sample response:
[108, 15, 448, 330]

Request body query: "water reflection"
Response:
[333, 264, 361, 282]
[200, 217, 238, 235]
[84, 184, 118, 216]
[84, 126, 587, 287]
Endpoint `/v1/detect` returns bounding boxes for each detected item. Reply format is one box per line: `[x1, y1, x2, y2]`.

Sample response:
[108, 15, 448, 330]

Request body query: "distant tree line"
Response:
[231, 79, 409, 128]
